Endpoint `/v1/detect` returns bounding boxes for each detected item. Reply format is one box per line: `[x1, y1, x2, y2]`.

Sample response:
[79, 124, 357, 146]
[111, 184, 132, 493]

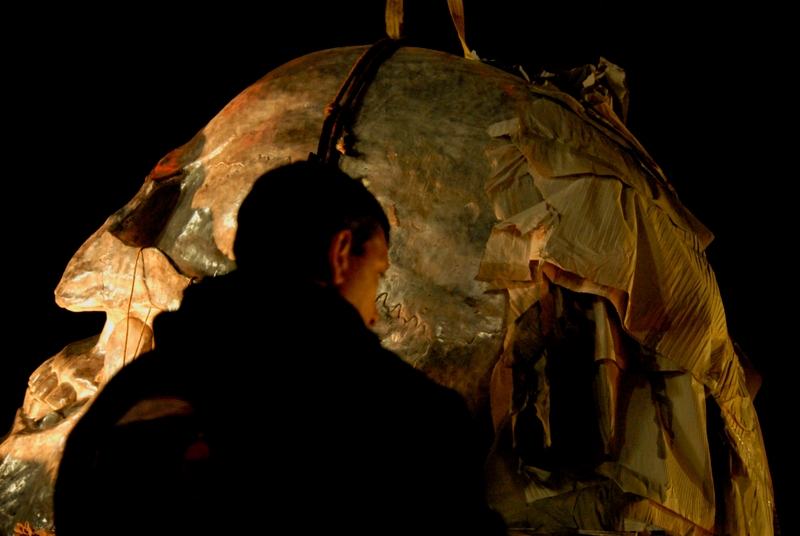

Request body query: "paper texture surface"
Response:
[481, 91, 773, 534]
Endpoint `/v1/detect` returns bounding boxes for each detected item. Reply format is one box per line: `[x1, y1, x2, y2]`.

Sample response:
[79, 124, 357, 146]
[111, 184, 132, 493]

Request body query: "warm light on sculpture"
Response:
[0, 45, 774, 535]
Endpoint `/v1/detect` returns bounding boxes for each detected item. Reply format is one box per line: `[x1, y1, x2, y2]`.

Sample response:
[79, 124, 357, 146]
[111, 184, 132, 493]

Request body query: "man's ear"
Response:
[328, 229, 353, 286]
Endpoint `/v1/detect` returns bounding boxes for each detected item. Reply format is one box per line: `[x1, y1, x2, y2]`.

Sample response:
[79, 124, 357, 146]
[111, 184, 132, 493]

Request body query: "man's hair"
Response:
[234, 161, 390, 282]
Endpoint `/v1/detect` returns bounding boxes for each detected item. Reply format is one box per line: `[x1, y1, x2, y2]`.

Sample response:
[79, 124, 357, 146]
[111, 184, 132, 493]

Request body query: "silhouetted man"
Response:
[55, 162, 506, 535]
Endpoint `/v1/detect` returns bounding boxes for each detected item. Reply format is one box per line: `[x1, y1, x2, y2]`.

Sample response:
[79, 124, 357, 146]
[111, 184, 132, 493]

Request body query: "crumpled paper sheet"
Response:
[479, 87, 773, 534]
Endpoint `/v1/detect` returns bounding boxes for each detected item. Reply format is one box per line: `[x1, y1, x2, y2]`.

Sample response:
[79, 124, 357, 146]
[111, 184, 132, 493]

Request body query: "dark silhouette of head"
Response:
[234, 161, 390, 285]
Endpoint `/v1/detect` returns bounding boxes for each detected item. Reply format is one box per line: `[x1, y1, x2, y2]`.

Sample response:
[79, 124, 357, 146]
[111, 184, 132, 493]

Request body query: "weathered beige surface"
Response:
[478, 108, 772, 534]
[0, 46, 773, 535]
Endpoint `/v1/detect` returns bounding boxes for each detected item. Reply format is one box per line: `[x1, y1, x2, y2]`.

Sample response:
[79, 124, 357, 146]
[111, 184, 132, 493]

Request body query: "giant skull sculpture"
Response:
[0, 46, 774, 535]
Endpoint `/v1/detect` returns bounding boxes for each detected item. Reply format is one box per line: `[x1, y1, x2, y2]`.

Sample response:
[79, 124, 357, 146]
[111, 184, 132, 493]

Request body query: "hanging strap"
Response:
[313, 37, 404, 166]
[386, 0, 472, 57]
[447, 0, 472, 58]
[385, 0, 404, 40]
[313, 0, 473, 166]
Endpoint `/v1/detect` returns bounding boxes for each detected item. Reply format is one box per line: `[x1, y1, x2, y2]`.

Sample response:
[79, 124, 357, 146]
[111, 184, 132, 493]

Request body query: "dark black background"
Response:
[5, 1, 791, 529]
